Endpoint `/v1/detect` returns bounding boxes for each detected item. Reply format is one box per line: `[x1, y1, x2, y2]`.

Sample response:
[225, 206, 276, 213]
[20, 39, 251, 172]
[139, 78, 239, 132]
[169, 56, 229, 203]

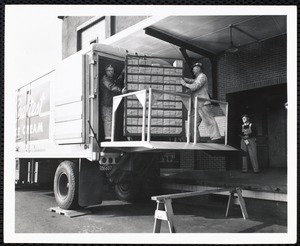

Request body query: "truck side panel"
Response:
[54, 51, 86, 144]
[15, 51, 95, 160]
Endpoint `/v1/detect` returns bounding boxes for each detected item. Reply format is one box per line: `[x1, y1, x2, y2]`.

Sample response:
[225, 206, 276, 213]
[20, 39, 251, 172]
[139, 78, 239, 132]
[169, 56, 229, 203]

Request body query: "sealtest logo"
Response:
[17, 93, 47, 120]
[16, 81, 50, 141]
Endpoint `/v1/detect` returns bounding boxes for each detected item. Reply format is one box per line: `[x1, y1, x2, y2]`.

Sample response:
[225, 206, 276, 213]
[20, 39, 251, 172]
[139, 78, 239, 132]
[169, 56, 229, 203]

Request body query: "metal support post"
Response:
[147, 88, 152, 142]
[194, 98, 198, 144]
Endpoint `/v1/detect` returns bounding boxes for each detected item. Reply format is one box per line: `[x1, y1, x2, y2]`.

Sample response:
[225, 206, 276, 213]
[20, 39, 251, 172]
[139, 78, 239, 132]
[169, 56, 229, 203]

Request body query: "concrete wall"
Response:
[61, 16, 92, 59]
[115, 16, 148, 33]
[61, 16, 147, 59]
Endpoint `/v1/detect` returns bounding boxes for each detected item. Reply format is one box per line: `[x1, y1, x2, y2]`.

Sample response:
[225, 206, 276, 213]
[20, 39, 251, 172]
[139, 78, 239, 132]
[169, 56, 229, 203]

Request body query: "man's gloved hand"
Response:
[181, 78, 186, 87]
[122, 87, 127, 94]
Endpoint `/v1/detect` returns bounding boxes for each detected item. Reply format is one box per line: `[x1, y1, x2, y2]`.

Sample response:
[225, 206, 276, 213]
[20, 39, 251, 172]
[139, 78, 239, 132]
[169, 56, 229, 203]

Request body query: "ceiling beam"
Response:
[179, 48, 193, 68]
[145, 27, 215, 59]
[233, 25, 259, 42]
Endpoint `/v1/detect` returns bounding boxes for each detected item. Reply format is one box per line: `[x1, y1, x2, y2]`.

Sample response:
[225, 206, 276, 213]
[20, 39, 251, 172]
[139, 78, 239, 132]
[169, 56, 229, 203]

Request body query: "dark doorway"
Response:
[226, 84, 287, 170]
[98, 57, 125, 141]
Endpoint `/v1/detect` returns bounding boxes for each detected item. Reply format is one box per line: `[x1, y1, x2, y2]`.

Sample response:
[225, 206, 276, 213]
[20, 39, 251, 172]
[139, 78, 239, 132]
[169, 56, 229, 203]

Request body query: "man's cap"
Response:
[105, 64, 114, 70]
[241, 114, 249, 118]
[192, 62, 203, 68]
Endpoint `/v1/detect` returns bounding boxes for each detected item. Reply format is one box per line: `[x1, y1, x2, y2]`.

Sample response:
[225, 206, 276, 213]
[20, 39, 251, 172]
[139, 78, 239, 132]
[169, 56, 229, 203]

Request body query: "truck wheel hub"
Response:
[58, 173, 69, 199]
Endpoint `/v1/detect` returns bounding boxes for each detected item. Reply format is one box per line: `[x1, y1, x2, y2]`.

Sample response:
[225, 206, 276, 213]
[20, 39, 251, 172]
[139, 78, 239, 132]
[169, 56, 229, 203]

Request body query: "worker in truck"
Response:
[181, 62, 223, 143]
[100, 64, 127, 141]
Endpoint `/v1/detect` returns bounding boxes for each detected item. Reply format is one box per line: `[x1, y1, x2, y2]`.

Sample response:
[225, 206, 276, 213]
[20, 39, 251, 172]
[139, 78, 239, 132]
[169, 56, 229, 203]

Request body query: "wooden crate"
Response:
[125, 55, 184, 137]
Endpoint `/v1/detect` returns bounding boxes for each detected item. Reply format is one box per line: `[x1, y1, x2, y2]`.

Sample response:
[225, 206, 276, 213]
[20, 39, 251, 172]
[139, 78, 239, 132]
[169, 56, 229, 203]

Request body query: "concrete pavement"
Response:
[15, 184, 287, 234]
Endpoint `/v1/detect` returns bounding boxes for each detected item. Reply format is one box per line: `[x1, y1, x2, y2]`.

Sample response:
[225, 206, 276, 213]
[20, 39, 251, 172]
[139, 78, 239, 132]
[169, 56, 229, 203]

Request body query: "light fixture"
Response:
[226, 24, 239, 53]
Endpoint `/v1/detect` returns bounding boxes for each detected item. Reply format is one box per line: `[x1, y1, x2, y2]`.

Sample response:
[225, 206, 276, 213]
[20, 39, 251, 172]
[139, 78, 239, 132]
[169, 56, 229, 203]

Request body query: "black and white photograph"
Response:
[4, 5, 297, 244]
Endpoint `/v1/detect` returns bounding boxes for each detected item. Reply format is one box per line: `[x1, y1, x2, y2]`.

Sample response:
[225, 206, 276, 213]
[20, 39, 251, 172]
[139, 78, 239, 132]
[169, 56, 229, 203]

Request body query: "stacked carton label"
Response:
[125, 56, 184, 137]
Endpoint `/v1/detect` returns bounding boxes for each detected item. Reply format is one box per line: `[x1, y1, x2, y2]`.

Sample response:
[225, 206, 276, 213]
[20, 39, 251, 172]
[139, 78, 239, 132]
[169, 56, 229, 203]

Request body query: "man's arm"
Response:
[182, 77, 194, 84]
[102, 77, 122, 94]
[115, 68, 125, 87]
[181, 74, 207, 92]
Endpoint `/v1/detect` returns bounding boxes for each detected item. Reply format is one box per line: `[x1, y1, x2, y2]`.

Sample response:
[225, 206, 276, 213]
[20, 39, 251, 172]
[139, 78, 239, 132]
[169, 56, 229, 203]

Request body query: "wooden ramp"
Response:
[48, 207, 91, 218]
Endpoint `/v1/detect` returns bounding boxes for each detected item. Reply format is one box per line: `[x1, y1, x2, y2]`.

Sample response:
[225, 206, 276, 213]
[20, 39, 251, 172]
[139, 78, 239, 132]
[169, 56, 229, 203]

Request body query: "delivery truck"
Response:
[15, 43, 236, 210]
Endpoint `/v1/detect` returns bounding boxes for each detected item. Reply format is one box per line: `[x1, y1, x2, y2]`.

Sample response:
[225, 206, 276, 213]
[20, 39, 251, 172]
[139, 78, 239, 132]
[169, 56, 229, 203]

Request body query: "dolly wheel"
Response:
[54, 161, 79, 210]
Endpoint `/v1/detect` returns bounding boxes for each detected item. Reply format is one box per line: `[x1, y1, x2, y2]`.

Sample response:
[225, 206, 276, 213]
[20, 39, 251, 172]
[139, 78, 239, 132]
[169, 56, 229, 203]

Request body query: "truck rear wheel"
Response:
[54, 161, 79, 210]
[115, 182, 140, 202]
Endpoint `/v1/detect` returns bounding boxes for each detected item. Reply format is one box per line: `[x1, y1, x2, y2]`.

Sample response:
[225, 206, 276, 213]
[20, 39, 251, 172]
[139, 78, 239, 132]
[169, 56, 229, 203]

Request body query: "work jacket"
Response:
[240, 123, 257, 139]
[100, 73, 124, 106]
[183, 73, 210, 107]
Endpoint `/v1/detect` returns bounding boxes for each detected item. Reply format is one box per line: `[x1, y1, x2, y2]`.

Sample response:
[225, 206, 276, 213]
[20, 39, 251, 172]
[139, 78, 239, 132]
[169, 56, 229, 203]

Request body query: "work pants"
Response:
[240, 138, 260, 172]
[190, 104, 221, 142]
[101, 106, 112, 140]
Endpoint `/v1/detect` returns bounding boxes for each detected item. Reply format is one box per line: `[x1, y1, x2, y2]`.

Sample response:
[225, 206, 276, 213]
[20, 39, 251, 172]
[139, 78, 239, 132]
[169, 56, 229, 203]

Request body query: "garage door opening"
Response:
[226, 84, 287, 170]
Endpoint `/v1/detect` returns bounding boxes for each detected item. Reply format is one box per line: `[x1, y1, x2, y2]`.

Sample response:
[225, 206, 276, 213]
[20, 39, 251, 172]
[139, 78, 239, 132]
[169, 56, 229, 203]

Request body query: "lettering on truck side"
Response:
[16, 81, 51, 142]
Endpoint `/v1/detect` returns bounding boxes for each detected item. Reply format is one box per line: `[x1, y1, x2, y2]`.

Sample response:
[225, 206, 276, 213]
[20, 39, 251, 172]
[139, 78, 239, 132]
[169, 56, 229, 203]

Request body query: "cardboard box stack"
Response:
[125, 56, 184, 137]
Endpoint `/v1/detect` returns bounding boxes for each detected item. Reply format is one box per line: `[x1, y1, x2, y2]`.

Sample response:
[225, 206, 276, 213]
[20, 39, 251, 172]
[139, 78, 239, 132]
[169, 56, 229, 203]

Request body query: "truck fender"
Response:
[78, 159, 103, 207]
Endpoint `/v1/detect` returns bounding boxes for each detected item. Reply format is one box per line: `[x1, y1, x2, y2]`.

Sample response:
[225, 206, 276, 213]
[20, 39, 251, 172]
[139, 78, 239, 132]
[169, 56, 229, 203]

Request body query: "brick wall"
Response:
[217, 34, 287, 100]
[180, 151, 195, 169]
[181, 34, 287, 171]
[196, 152, 226, 171]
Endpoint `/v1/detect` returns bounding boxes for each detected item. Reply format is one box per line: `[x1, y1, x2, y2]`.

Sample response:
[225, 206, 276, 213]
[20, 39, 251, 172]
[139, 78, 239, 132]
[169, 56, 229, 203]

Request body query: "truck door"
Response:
[16, 85, 30, 152]
[54, 52, 90, 145]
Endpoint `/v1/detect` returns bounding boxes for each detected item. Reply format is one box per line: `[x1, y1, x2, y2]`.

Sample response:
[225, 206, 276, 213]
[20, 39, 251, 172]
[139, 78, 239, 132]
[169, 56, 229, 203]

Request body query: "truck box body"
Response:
[15, 44, 184, 161]
[15, 43, 235, 209]
[16, 44, 131, 160]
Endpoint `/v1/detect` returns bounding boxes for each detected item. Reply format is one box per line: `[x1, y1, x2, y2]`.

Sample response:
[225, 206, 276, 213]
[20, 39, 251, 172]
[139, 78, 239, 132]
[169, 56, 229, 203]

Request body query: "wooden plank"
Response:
[152, 188, 233, 201]
[152, 188, 248, 233]
[225, 191, 234, 217]
[153, 219, 162, 233]
[48, 207, 91, 218]
[153, 201, 164, 233]
[164, 199, 176, 233]
[236, 188, 249, 219]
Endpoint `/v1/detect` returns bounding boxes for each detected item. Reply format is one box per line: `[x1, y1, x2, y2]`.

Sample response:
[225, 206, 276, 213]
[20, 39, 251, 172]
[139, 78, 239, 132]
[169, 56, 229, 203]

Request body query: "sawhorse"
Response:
[151, 187, 248, 233]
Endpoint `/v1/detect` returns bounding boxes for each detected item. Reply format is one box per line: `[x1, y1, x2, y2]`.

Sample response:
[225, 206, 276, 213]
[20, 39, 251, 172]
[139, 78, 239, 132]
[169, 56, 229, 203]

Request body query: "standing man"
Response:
[181, 62, 222, 143]
[240, 114, 260, 173]
[100, 64, 127, 141]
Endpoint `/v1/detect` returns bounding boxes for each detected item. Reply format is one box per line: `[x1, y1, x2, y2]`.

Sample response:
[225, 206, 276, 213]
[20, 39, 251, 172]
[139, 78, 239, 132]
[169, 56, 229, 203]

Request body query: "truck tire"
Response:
[115, 182, 140, 202]
[54, 161, 79, 210]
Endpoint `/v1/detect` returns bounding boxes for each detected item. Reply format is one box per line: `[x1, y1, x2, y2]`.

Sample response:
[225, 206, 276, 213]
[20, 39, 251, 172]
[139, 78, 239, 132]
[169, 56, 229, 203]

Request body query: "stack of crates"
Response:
[125, 55, 184, 138]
